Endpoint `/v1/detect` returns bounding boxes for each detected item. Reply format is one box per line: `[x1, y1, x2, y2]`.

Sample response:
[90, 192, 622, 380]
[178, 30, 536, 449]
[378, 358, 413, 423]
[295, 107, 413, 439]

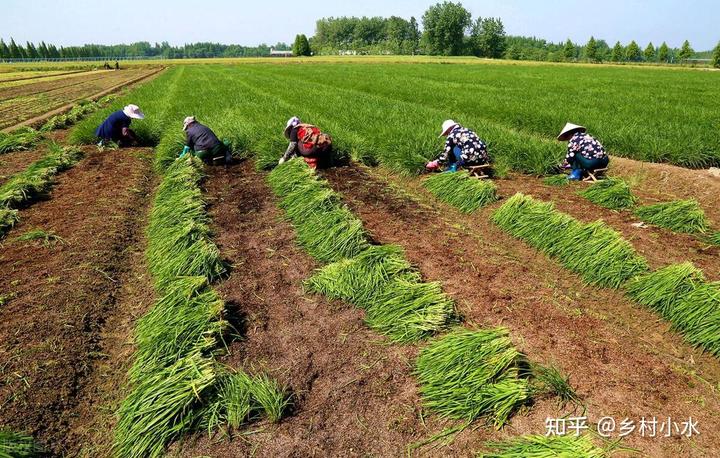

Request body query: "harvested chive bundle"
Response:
[268, 159, 369, 262]
[634, 199, 709, 234]
[493, 193, 648, 288]
[579, 178, 637, 210]
[542, 174, 570, 186]
[478, 434, 613, 458]
[627, 263, 720, 356]
[0, 429, 41, 457]
[416, 328, 530, 427]
[0, 127, 42, 154]
[423, 171, 498, 213]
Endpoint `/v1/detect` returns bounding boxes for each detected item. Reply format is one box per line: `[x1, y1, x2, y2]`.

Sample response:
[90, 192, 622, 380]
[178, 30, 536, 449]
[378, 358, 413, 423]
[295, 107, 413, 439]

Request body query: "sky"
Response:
[3, 0, 719, 50]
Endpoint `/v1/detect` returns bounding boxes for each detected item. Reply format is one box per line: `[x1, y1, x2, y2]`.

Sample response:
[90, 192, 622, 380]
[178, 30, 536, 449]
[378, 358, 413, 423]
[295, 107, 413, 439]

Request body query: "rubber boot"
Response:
[568, 169, 583, 180]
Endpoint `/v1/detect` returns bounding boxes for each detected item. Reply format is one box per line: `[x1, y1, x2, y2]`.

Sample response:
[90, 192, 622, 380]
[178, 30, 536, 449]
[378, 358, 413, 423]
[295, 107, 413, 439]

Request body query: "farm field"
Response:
[0, 67, 162, 131]
[1, 61, 719, 457]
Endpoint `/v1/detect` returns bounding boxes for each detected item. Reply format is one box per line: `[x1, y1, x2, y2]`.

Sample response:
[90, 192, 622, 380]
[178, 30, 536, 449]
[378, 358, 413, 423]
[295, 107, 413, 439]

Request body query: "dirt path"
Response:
[496, 176, 720, 280]
[323, 165, 720, 458]
[176, 161, 441, 457]
[0, 147, 155, 455]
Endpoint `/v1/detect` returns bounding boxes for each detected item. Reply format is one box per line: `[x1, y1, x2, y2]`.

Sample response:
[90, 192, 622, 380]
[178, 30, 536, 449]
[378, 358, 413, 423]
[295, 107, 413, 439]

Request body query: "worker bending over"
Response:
[426, 120, 490, 172]
[278, 117, 333, 169]
[558, 123, 609, 180]
[179, 116, 231, 164]
[95, 104, 144, 147]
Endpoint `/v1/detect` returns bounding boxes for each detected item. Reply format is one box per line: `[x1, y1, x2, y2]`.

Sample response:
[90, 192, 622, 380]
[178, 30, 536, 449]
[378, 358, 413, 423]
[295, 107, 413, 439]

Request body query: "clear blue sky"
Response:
[4, 0, 719, 50]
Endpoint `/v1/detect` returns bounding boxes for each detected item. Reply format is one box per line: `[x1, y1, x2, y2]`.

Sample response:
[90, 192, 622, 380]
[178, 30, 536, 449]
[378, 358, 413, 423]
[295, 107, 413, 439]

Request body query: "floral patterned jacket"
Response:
[566, 132, 607, 161]
[438, 126, 489, 165]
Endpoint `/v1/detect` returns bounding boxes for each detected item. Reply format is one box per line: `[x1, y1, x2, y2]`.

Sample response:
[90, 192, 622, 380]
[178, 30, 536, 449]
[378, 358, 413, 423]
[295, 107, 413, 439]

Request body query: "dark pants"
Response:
[570, 155, 609, 172]
[195, 142, 231, 165]
[100, 128, 137, 147]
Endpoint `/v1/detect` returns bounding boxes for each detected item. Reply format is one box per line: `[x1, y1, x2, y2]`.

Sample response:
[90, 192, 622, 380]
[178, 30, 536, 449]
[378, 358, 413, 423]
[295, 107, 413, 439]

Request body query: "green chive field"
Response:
[1, 58, 719, 457]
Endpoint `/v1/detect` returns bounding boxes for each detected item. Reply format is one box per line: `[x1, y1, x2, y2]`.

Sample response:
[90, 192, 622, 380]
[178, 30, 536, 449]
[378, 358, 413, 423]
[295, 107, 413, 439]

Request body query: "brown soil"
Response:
[0, 68, 160, 130]
[610, 156, 720, 223]
[320, 164, 720, 457]
[175, 161, 460, 457]
[0, 146, 155, 456]
[496, 176, 719, 280]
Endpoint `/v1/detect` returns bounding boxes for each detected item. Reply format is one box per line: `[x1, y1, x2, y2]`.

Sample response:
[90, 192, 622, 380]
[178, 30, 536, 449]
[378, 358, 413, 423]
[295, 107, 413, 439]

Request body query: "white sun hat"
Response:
[284, 116, 301, 139]
[439, 119, 459, 137]
[123, 104, 145, 120]
[183, 116, 196, 131]
[557, 122, 586, 141]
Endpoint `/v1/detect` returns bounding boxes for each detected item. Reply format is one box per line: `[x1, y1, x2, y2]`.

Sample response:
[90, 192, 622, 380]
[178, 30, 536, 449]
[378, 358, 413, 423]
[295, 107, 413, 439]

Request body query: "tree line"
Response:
[0, 39, 291, 60]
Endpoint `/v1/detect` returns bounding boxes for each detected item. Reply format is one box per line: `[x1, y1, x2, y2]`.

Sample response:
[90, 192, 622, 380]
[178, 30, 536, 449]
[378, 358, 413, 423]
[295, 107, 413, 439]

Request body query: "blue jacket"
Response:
[95, 110, 131, 140]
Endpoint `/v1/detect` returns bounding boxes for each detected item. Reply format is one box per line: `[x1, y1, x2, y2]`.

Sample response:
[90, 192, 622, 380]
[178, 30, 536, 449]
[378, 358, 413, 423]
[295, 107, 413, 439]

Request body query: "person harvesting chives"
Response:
[95, 104, 144, 147]
[178, 116, 231, 164]
[426, 120, 490, 172]
[558, 122, 609, 180]
[278, 116, 333, 169]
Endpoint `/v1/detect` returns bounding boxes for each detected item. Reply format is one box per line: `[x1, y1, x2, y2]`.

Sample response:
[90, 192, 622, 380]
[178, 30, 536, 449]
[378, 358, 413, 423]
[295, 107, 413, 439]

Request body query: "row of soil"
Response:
[0, 146, 156, 456]
[321, 164, 720, 457]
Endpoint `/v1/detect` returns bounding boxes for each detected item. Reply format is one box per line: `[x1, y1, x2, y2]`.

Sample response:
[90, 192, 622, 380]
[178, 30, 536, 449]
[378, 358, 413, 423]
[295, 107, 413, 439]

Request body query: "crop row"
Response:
[492, 193, 719, 357]
[0, 144, 83, 237]
[265, 158, 612, 455]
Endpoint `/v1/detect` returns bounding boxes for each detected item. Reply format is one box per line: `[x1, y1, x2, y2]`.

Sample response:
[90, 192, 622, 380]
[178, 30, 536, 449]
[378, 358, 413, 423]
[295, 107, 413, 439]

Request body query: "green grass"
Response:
[0, 209, 19, 235]
[529, 364, 582, 407]
[415, 328, 530, 427]
[423, 171, 499, 213]
[39, 95, 116, 132]
[267, 159, 369, 262]
[0, 128, 42, 154]
[542, 174, 570, 186]
[579, 178, 637, 210]
[634, 199, 709, 234]
[14, 229, 65, 246]
[478, 434, 614, 458]
[0, 430, 41, 457]
[492, 193, 649, 288]
[627, 263, 720, 357]
[711, 231, 720, 246]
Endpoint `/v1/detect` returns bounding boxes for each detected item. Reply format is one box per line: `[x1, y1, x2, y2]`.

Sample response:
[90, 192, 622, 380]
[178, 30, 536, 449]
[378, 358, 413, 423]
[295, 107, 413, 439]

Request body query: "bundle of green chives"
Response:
[493, 193, 648, 288]
[634, 199, 710, 234]
[423, 171, 498, 213]
[579, 178, 637, 210]
[0, 429, 41, 458]
[415, 328, 530, 427]
[478, 434, 613, 458]
[542, 174, 570, 186]
[0, 209, 19, 236]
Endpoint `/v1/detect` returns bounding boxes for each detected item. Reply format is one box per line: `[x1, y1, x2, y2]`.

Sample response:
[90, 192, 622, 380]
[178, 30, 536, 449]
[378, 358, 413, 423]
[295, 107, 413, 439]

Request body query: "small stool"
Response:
[583, 168, 608, 182]
[466, 164, 492, 179]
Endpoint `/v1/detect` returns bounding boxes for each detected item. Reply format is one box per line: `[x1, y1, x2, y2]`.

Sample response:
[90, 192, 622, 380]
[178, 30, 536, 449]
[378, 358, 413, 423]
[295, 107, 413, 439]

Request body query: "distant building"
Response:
[270, 48, 293, 57]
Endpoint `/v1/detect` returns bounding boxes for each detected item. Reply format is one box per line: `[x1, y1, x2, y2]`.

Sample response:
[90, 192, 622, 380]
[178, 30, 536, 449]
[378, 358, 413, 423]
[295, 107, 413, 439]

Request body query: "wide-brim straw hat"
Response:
[439, 119, 459, 137]
[284, 116, 301, 139]
[557, 122, 586, 141]
[123, 104, 145, 119]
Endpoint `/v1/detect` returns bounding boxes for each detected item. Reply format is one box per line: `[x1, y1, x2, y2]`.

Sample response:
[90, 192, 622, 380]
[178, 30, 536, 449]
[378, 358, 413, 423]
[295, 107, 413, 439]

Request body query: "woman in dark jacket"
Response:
[557, 122, 609, 180]
[95, 104, 144, 146]
[180, 116, 231, 164]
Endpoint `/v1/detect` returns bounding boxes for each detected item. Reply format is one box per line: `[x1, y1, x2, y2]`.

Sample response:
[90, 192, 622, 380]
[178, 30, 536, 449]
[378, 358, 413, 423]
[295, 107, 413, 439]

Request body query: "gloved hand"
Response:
[278, 157, 286, 165]
[445, 163, 458, 173]
[425, 160, 439, 170]
[178, 145, 190, 159]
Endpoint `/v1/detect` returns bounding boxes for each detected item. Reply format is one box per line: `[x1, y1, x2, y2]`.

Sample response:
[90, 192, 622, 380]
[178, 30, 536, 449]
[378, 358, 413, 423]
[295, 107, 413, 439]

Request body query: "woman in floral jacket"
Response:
[557, 122, 609, 180]
[426, 120, 490, 172]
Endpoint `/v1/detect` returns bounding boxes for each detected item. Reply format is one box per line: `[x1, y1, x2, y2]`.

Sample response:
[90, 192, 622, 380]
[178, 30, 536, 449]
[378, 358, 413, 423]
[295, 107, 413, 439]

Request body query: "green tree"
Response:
[643, 42, 656, 61]
[408, 17, 420, 54]
[584, 36, 598, 62]
[610, 41, 624, 62]
[658, 42, 670, 62]
[470, 17, 506, 58]
[8, 38, 23, 58]
[678, 40, 694, 60]
[625, 40, 642, 62]
[292, 34, 311, 56]
[421, 2, 472, 56]
[505, 44, 521, 60]
[562, 39, 576, 61]
[25, 41, 38, 59]
[0, 39, 9, 59]
[712, 41, 720, 68]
